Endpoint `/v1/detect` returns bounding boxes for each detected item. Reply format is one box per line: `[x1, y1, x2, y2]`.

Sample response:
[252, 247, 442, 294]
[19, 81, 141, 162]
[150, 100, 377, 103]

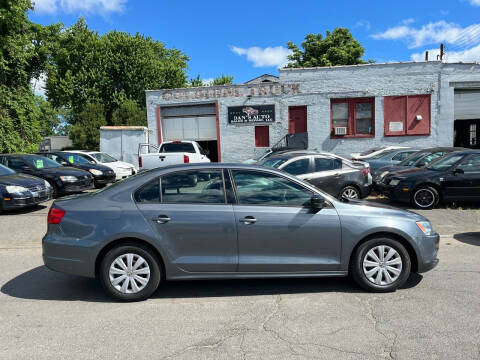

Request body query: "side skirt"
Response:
[167, 271, 348, 281]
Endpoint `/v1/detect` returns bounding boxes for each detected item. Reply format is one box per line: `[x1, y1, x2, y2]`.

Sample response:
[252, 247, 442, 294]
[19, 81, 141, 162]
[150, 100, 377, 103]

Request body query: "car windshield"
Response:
[90, 152, 117, 163]
[399, 152, 428, 166]
[62, 153, 90, 164]
[359, 147, 386, 156]
[24, 155, 62, 169]
[0, 164, 16, 176]
[368, 150, 395, 159]
[160, 142, 195, 153]
[260, 158, 287, 168]
[427, 154, 464, 171]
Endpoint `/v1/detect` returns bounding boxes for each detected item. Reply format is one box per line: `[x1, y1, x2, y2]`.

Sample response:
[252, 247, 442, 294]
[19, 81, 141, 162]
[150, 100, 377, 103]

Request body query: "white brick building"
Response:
[146, 61, 480, 162]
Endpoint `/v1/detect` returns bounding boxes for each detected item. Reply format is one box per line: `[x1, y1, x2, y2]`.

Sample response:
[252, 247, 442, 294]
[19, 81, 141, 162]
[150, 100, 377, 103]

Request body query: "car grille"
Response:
[78, 175, 91, 179]
[27, 184, 46, 192]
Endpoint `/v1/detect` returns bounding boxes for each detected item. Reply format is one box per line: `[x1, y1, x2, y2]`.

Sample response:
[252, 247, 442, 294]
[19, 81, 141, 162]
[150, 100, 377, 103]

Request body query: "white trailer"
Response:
[39, 136, 73, 152]
[100, 126, 150, 168]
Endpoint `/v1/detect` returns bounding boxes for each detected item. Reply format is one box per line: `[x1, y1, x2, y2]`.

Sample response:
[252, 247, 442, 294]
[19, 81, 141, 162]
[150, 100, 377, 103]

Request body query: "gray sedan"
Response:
[43, 164, 439, 301]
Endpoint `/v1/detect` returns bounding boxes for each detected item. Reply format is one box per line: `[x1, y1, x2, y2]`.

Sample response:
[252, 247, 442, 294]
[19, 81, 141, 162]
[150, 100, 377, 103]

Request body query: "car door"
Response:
[444, 154, 480, 200]
[134, 168, 238, 272]
[300, 156, 342, 196]
[230, 169, 342, 272]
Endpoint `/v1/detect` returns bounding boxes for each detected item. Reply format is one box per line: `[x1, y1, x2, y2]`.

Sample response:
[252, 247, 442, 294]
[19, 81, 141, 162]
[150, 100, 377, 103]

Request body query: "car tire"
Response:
[99, 244, 161, 302]
[412, 186, 439, 209]
[350, 237, 411, 292]
[339, 185, 360, 200]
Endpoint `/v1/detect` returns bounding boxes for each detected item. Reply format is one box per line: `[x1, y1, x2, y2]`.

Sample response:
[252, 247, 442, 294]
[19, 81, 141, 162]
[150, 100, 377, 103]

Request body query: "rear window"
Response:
[261, 158, 287, 168]
[160, 143, 195, 153]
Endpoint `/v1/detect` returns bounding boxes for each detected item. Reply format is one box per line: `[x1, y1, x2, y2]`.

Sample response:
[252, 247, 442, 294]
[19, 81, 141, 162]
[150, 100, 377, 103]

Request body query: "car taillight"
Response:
[48, 207, 65, 224]
[184, 154, 190, 163]
[138, 156, 142, 168]
[362, 167, 370, 175]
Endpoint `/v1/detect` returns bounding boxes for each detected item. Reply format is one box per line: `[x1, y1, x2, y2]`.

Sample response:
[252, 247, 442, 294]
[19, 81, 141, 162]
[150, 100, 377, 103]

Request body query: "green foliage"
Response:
[189, 74, 203, 87]
[112, 98, 147, 127]
[211, 74, 234, 86]
[69, 103, 106, 150]
[286, 28, 367, 68]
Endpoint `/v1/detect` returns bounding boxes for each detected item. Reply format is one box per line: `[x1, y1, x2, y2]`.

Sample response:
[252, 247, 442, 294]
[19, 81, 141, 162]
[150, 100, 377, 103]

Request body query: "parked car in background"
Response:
[138, 140, 210, 171]
[260, 152, 371, 199]
[0, 164, 52, 211]
[378, 150, 480, 209]
[364, 148, 418, 171]
[38, 152, 115, 189]
[243, 149, 319, 164]
[69, 151, 137, 181]
[351, 146, 408, 160]
[42, 163, 439, 301]
[372, 147, 464, 186]
[0, 154, 93, 198]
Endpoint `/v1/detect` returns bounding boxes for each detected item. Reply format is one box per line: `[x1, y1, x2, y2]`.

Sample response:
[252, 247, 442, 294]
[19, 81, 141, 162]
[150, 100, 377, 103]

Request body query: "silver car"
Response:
[43, 164, 439, 301]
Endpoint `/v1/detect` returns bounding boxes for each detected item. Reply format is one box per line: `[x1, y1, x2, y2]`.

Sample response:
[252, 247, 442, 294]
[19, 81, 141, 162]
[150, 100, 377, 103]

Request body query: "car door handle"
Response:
[240, 216, 257, 224]
[154, 215, 171, 224]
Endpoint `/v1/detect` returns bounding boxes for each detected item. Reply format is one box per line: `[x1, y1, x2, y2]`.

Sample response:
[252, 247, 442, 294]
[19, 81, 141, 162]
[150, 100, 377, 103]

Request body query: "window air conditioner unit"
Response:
[334, 127, 347, 135]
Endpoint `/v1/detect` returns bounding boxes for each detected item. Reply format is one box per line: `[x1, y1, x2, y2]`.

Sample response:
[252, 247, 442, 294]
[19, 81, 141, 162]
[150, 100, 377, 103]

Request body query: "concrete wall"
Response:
[146, 62, 480, 162]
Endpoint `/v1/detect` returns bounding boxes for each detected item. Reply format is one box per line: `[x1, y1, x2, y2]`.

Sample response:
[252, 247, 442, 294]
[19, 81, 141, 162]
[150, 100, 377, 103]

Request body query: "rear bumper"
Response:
[42, 233, 96, 278]
[359, 184, 372, 198]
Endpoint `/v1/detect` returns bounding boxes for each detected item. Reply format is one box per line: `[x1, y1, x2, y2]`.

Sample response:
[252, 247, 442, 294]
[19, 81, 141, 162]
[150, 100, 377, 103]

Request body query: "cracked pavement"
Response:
[0, 200, 479, 359]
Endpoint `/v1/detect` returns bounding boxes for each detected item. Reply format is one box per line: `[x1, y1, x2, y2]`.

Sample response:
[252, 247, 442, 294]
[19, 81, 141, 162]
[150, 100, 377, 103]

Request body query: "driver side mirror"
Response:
[310, 194, 326, 210]
[453, 168, 464, 175]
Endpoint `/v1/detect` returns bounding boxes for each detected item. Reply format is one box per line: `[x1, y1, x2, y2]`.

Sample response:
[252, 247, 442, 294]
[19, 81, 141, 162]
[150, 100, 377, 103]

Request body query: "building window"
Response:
[255, 126, 270, 147]
[331, 98, 374, 138]
[470, 124, 477, 146]
[384, 95, 431, 136]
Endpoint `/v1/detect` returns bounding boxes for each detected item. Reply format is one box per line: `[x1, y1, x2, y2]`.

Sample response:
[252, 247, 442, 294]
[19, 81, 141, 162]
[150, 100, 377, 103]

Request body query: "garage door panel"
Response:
[182, 117, 198, 140]
[455, 91, 480, 120]
[198, 116, 217, 140]
[162, 116, 217, 141]
[162, 118, 183, 141]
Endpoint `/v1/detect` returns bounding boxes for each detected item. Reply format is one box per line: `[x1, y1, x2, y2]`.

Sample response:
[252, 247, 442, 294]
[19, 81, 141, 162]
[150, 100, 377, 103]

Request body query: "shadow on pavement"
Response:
[454, 232, 480, 246]
[1, 266, 423, 302]
[0, 204, 48, 216]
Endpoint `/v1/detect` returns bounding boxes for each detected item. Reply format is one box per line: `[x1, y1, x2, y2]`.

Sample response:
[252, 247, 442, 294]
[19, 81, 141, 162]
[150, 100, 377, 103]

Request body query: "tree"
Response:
[111, 98, 147, 127]
[286, 28, 367, 68]
[211, 74, 234, 86]
[188, 74, 203, 87]
[69, 103, 106, 150]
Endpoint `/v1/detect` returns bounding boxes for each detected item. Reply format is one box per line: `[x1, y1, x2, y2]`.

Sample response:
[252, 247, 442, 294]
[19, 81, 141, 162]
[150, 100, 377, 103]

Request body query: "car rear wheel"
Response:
[100, 244, 161, 301]
[340, 185, 360, 200]
[350, 237, 411, 292]
[412, 186, 439, 209]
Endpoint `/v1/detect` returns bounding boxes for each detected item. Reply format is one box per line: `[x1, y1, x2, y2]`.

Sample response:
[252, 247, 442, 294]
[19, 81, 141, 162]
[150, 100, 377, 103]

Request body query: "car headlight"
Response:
[60, 176, 77, 182]
[44, 180, 51, 188]
[89, 169, 103, 176]
[416, 221, 433, 235]
[6, 185, 28, 195]
[389, 179, 400, 186]
[380, 171, 389, 179]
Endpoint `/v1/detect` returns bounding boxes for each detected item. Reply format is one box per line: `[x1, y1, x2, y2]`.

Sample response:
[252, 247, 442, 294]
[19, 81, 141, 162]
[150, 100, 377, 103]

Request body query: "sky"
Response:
[29, 0, 480, 86]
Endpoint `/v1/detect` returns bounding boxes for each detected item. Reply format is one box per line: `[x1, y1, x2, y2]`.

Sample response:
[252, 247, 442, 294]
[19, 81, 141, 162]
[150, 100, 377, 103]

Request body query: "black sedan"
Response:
[38, 152, 115, 188]
[378, 150, 480, 209]
[260, 152, 371, 199]
[0, 164, 53, 211]
[372, 147, 465, 187]
[0, 154, 94, 198]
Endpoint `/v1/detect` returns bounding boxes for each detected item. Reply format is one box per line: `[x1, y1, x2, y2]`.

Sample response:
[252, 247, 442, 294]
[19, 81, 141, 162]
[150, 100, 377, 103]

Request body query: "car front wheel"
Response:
[412, 186, 439, 209]
[100, 244, 161, 301]
[350, 237, 411, 292]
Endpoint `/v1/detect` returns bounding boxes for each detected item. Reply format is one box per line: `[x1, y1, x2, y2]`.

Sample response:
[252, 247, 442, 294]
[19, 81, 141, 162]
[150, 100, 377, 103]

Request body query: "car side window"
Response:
[231, 170, 313, 207]
[457, 155, 480, 174]
[314, 157, 341, 172]
[418, 152, 444, 166]
[161, 169, 225, 204]
[134, 179, 160, 203]
[393, 151, 413, 161]
[281, 158, 310, 175]
[6, 158, 27, 170]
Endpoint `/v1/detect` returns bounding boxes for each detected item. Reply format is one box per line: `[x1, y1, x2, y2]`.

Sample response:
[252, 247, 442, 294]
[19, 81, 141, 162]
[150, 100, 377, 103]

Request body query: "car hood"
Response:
[0, 173, 44, 187]
[68, 163, 111, 172]
[372, 165, 414, 177]
[391, 167, 438, 179]
[335, 199, 426, 221]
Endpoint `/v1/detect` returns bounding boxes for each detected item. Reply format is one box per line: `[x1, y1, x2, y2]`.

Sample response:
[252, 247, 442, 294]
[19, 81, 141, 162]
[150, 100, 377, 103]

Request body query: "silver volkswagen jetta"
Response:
[43, 164, 439, 301]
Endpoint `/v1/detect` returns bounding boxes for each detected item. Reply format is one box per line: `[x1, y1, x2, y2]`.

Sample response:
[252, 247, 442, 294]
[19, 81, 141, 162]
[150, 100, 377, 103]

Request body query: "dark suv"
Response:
[378, 150, 480, 208]
[260, 152, 371, 199]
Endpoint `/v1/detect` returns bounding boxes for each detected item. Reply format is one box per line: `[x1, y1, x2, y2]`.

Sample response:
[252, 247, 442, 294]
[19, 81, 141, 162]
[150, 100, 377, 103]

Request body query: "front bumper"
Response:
[376, 182, 412, 203]
[115, 168, 136, 181]
[2, 190, 52, 210]
[93, 173, 116, 185]
[417, 232, 440, 273]
[60, 179, 94, 194]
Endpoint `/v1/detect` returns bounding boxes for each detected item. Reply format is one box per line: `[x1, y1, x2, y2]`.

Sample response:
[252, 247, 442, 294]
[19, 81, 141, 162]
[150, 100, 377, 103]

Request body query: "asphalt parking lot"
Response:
[0, 197, 479, 359]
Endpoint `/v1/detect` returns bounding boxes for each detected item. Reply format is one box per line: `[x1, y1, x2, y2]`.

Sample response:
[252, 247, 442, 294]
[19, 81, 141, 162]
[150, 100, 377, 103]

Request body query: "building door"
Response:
[454, 90, 480, 149]
[288, 106, 307, 134]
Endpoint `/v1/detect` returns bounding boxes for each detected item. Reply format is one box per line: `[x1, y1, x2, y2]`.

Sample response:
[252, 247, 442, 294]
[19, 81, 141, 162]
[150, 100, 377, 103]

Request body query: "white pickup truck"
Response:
[138, 140, 211, 170]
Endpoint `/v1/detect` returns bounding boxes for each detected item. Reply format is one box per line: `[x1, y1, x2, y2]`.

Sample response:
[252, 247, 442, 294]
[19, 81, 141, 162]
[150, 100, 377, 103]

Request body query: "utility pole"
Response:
[425, 51, 429, 61]
[440, 43, 444, 61]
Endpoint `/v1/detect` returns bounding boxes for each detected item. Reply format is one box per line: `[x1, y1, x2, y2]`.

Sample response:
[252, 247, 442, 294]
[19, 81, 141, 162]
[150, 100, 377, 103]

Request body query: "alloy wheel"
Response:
[342, 187, 359, 199]
[362, 245, 403, 286]
[414, 188, 435, 208]
[109, 253, 151, 294]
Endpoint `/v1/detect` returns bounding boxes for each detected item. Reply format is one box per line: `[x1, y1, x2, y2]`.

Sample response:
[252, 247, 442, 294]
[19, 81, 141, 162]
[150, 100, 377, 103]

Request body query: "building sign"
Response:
[389, 121, 404, 132]
[161, 83, 301, 101]
[228, 105, 275, 124]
